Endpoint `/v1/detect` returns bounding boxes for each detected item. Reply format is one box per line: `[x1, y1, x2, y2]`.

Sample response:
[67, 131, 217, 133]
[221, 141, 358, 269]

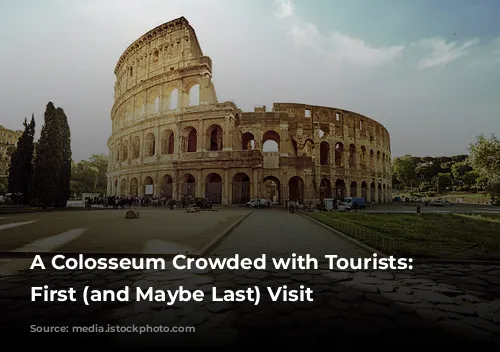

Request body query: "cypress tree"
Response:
[54, 107, 72, 207]
[7, 115, 36, 204]
[34, 102, 63, 208]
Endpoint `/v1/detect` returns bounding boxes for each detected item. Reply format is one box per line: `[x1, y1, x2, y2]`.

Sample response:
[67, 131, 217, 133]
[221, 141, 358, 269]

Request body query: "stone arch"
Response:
[319, 178, 332, 200]
[350, 181, 358, 197]
[180, 173, 196, 198]
[205, 173, 222, 204]
[232, 173, 250, 204]
[335, 142, 344, 167]
[161, 174, 173, 199]
[361, 181, 368, 200]
[378, 183, 382, 203]
[370, 181, 376, 203]
[120, 179, 127, 197]
[121, 140, 128, 161]
[383, 184, 387, 203]
[170, 88, 179, 109]
[143, 176, 154, 196]
[303, 139, 314, 157]
[349, 144, 357, 168]
[132, 136, 140, 159]
[335, 179, 346, 201]
[183, 126, 197, 152]
[242, 132, 255, 150]
[129, 177, 139, 197]
[288, 176, 304, 203]
[262, 130, 280, 152]
[263, 176, 280, 204]
[161, 129, 174, 155]
[189, 84, 200, 106]
[207, 124, 223, 151]
[370, 149, 375, 170]
[145, 133, 155, 157]
[115, 142, 121, 162]
[361, 146, 367, 166]
[320, 142, 330, 165]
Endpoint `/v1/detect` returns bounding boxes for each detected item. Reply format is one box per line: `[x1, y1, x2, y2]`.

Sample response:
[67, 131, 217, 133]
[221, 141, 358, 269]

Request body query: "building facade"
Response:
[106, 17, 392, 205]
[0, 125, 22, 177]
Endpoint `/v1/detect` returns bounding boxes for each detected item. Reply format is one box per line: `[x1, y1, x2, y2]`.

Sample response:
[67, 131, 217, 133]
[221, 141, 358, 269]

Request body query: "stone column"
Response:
[196, 169, 202, 198]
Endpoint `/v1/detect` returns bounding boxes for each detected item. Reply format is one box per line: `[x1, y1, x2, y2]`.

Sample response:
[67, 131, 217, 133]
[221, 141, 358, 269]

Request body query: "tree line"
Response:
[392, 134, 500, 204]
[6, 102, 72, 207]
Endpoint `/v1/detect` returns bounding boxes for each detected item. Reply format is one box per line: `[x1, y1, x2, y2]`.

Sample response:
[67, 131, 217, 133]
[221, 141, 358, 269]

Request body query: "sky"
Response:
[0, 0, 499, 161]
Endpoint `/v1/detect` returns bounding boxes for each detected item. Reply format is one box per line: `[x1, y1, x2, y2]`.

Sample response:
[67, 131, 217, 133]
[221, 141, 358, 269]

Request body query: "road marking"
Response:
[0, 220, 38, 231]
[13, 228, 87, 252]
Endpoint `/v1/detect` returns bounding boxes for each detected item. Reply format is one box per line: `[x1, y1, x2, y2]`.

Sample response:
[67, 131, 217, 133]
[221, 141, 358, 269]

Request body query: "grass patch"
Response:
[307, 212, 500, 260]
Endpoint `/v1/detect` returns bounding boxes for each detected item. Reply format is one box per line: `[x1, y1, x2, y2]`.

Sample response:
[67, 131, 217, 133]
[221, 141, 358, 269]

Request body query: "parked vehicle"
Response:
[342, 197, 366, 210]
[246, 198, 269, 208]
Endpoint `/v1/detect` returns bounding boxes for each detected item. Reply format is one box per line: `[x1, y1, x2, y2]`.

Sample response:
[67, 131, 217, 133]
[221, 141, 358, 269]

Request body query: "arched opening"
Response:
[335, 179, 346, 201]
[335, 142, 344, 167]
[370, 150, 375, 171]
[288, 176, 304, 203]
[161, 175, 173, 199]
[205, 173, 222, 204]
[361, 181, 368, 200]
[242, 132, 255, 150]
[383, 184, 387, 203]
[183, 127, 197, 152]
[189, 84, 200, 106]
[378, 183, 382, 203]
[120, 179, 127, 197]
[121, 140, 128, 161]
[262, 130, 280, 152]
[291, 140, 298, 156]
[129, 178, 138, 197]
[361, 146, 367, 166]
[303, 139, 314, 157]
[145, 133, 155, 157]
[370, 182, 376, 203]
[349, 144, 357, 168]
[319, 178, 332, 200]
[144, 176, 154, 196]
[161, 130, 174, 155]
[320, 142, 330, 165]
[263, 176, 280, 204]
[207, 125, 223, 151]
[169, 89, 178, 109]
[350, 181, 358, 197]
[115, 144, 120, 162]
[132, 136, 140, 159]
[232, 173, 250, 204]
[180, 174, 196, 198]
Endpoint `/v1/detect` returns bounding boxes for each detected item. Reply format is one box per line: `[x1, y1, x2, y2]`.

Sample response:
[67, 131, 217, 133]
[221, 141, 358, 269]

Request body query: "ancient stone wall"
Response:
[107, 17, 392, 205]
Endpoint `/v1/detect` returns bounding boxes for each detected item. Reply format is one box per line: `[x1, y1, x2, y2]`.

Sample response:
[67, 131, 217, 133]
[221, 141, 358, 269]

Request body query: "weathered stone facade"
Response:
[106, 17, 392, 205]
[0, 125, 22, 176]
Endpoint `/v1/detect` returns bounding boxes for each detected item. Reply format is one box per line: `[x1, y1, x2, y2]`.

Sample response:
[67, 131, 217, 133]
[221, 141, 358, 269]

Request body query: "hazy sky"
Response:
[1, 0, 499, 161]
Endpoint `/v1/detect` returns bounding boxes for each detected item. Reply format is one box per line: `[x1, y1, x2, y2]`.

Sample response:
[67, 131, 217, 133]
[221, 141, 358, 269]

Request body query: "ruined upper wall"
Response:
[113, 17, 213, 101]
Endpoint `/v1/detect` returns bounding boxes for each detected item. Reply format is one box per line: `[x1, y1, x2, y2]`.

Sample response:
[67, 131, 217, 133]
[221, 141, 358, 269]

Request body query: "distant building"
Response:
[0, 125, 23, 176]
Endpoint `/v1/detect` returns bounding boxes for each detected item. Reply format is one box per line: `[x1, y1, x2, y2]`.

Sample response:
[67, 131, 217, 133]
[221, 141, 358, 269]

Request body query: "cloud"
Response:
[414, 37, 479, 69]
[289, 20, 404, 67]
[328, 32, 405, 66]
[274, 0, 294, 18]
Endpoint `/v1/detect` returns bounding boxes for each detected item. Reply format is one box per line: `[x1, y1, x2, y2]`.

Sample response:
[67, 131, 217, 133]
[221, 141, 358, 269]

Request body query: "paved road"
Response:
[213, 209, 368, 259]
[0, 209, 499, 348]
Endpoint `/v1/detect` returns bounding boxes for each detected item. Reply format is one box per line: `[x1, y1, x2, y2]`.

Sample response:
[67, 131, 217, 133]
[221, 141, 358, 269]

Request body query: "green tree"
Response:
[7, 115, 36, 204]
[70, 160, 99, 197]
[469, 134, 500, 204]
[54, 107, 72, 207]
[88, 154, 108, 194]
[434, 173, 453, 193]
[462, 170, 478, 186]
[451, 161, 473, 181]
[34, 102, 63, 208]
[393, 155, 416, 189]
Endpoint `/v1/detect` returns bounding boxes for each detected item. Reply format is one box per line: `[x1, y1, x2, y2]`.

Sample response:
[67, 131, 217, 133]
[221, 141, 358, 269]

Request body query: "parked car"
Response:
[246, 198, 269, 208]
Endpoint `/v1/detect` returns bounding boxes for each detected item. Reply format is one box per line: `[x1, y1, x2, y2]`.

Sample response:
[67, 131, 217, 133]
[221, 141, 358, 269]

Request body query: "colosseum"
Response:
[106, 17, 392, 205]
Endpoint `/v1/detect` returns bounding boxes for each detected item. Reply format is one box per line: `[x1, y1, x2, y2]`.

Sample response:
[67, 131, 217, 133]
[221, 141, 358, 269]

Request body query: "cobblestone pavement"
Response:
[0, 210, 499, 348]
